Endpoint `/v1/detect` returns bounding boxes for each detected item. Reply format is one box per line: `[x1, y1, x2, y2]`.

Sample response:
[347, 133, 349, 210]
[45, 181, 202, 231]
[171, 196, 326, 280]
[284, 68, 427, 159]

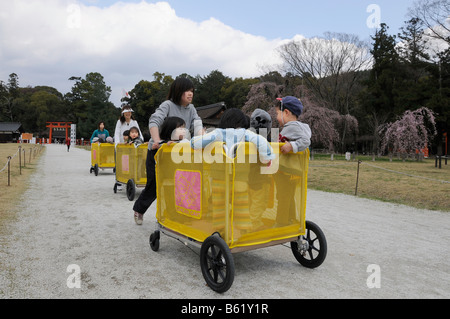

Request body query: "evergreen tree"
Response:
[395, 18, 433, 110]
[65, 72, 118, 139]
[1, 73, 20, 121]
[359, 23, 400, 153]
[124, 72, 174, 131]
[193, 70, 230, 107]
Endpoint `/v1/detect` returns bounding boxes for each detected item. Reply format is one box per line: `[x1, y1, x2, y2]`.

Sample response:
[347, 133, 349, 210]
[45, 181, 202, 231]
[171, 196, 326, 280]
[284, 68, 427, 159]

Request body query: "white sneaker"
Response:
[134, 212, 143, 225]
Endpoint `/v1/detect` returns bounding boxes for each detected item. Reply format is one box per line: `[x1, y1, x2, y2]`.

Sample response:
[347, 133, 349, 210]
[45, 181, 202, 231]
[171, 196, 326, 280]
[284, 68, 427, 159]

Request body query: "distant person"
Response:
[114, 104, 143, 146]
[90, 121, 110, 143]
[66, 138, 71, 152]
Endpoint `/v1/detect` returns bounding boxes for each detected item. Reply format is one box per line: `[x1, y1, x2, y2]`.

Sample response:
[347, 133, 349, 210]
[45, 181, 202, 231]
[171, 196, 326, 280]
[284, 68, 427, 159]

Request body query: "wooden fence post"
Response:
[7, 156, 11, 186]
[355, 160, 362, 196]
[19, 146, 22, 175]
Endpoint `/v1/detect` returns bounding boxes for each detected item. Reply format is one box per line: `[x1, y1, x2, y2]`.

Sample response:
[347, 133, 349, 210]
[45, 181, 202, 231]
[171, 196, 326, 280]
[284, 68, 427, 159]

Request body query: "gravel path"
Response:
[1, 144, 449, 299]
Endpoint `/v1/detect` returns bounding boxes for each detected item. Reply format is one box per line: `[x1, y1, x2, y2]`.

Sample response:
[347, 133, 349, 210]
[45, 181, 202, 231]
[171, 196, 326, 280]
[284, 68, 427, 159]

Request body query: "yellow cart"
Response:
[114, 144, 148, 201]
[149, 142, 327, 293]
[90, 143, 115, 176]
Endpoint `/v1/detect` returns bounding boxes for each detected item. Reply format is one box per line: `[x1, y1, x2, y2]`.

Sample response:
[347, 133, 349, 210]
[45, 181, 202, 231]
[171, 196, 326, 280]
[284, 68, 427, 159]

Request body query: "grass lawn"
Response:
[308, 153, 450, 212]
[0, 143, 45, 221]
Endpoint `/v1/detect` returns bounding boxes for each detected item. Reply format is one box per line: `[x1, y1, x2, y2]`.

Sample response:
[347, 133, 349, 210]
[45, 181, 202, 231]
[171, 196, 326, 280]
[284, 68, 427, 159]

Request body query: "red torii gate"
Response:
[46, 122, 72, 144]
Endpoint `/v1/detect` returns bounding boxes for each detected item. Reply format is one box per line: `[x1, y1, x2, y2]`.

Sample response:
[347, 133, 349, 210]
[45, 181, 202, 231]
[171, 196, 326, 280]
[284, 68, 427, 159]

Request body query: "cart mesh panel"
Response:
[115, 144, 148, 186]
[91, 143, 115, 169]
[155, 142, 308, 249]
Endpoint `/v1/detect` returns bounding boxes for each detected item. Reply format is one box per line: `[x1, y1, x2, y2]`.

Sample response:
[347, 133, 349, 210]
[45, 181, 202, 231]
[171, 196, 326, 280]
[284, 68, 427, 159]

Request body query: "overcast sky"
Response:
[1, 0, 416, 107]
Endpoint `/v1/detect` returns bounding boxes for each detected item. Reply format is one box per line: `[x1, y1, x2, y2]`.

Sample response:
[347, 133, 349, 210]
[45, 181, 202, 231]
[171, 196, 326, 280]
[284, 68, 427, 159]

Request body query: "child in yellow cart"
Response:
[158, 116, 190, 220]
[191, 109, 274, 163]
[128, 126, 145, 147]
[274, 96, 311, 226]
[248, 108, 273, 231]
[191, 108, 275, 234]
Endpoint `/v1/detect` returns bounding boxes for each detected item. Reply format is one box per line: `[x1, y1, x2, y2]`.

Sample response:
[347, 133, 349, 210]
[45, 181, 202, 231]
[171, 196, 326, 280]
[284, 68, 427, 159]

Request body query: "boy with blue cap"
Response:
[274, 96, 311, 227]
[275, 96, 311, 153]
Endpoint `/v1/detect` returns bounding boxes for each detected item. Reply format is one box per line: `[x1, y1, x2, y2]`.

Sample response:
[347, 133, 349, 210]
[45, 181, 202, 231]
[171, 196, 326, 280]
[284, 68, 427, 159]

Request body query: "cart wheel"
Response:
[90, 167, 94, 174]
[200, 234, 234, 293]
[291, 220, 327, 269]
[113, 183, 118, 193]
[126, 179, 135, 201]
[149, 230, 160, 251]
[94, 164, 99, 176]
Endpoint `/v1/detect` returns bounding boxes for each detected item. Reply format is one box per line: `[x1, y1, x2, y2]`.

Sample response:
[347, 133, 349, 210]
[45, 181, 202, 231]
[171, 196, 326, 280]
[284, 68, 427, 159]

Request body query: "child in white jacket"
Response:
[191, 109, 275, 163]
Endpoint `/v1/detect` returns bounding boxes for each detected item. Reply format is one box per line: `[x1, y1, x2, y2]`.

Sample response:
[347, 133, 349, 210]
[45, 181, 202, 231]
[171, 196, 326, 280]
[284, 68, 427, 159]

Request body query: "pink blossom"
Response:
[380, 107, 437, 154]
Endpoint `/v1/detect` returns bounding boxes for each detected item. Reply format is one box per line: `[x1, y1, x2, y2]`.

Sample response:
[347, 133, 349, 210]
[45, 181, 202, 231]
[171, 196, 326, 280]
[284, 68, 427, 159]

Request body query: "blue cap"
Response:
[279, 96, 303, 116]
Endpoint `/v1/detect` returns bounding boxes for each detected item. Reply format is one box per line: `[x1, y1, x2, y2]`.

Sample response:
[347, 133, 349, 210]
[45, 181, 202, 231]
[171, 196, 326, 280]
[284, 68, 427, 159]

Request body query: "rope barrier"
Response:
[0, 147, 20, 173]
[310, 157, 449, 184]
[0, 160, 9, 173]
[0, 145, 45, 183]
[310, 162, 355, 168]
[361, 161, 450, 184]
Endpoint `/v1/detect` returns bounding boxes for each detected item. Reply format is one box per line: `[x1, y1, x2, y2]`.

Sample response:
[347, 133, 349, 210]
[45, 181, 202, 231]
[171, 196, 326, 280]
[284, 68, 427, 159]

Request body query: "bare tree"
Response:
[410, 0, 450, 44]
[277, 32, 372, 115]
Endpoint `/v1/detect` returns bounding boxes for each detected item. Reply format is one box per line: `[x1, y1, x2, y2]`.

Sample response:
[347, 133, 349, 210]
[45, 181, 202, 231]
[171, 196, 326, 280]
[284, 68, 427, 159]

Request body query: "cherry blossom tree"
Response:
[300, 102, 340, 150]
[379, 107, 437, 156]
[242, 81, 284, 129]
[243, 82, 358, 151]
[242, 82, 283, 116]
[300, 89, 358, 151]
